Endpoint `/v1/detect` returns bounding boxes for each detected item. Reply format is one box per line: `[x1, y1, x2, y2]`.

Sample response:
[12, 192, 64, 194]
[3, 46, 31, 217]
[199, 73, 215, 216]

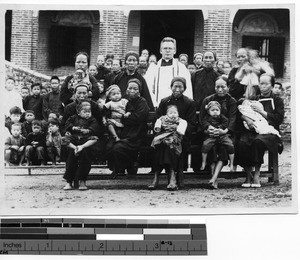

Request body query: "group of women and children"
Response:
[4, 45, 285, 191]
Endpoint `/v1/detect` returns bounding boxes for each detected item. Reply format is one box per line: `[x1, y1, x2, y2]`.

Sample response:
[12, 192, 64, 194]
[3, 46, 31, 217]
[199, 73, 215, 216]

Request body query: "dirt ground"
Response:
[1, 143, 294, 215]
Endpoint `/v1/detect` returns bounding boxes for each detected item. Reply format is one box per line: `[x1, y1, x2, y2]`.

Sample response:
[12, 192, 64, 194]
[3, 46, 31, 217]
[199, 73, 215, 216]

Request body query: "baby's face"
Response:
[89, 66, 97, 76]
[109, 90, 122, 102]
[167, 108, 179, 119]
[79, 108, 92, 119]
[209, 106, 221, 117]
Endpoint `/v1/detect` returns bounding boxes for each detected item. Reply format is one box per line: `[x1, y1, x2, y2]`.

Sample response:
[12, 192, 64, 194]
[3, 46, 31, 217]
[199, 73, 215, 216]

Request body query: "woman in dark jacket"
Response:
[148, 76, 197, 191]
[112, 51, 154, 111]
[236, 74, 284, 188]
[199, 75, 237, 189]
[60, 52, 100, 106]
[105, 78, 150, 177]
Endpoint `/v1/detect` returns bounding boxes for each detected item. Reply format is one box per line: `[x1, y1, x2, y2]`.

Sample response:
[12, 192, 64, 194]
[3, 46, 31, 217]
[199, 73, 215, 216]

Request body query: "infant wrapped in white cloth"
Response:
[238, 99, 281, 137]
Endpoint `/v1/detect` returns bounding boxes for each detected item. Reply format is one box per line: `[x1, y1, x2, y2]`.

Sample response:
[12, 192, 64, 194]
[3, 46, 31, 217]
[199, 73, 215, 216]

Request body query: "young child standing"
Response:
[46, 119, 62, 165]
[62, 101, 100, 190]
[103, 85, 131, 141]
[5, 123, 26, 166]
[200, 101, 235, 172]
[23, 82, 43, 120]
[43, 75, 63, 121]
[24, 120, 46, 166]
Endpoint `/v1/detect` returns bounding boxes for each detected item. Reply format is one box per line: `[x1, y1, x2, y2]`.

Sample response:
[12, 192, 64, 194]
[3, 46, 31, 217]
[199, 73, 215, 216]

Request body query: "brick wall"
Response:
[37, 11, 52, 75]
[97, 10, 128, 63]
[31, 12, 39, 71]
[11, 10, 34, 68]
[126, 11, 141, 55]
[193, 10, 204, 54]
[203, 9, 232, 61]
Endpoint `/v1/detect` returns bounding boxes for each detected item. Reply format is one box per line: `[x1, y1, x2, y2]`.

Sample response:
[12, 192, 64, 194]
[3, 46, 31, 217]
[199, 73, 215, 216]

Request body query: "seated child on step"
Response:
[5, 123, 25, 166]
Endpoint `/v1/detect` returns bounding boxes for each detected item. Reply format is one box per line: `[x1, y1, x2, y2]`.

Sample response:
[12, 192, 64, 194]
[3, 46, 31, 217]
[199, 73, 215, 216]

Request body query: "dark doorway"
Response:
[5, 10, 12, 61]
[49, 26, 92, 68]
[140, 10, 196, 63]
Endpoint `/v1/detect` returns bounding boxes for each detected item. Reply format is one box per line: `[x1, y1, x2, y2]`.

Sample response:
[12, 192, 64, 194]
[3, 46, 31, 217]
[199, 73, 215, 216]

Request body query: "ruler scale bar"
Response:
[0, 218, 207, 256]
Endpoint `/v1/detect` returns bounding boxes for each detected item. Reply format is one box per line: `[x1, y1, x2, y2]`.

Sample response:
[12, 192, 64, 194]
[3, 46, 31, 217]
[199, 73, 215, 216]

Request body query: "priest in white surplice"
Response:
[145, 37, 193, 107]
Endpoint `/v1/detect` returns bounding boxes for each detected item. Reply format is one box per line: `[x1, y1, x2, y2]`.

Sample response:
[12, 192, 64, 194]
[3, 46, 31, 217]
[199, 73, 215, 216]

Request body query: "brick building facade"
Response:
[6, 7, 291, 81]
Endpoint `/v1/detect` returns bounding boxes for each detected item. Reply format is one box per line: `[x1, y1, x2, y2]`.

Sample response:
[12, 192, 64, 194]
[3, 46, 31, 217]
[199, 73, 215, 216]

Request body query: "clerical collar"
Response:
[161, 59, 173, 66]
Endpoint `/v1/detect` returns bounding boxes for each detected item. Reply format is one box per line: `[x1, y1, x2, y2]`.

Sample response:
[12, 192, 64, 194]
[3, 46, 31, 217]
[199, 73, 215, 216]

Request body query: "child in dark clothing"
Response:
[5, 106, 22, 134]
[21, 110, 35, 137]
[46, 119, 62, 165]
[23, 82, 43, 120]
[5, 123, 25, 166]
[20, 86, 30, 100]
[42, 75, 63, 121]
[201, 100, 235, 172]
[24, 120, 46, 165]
[62, 101, 99, 190]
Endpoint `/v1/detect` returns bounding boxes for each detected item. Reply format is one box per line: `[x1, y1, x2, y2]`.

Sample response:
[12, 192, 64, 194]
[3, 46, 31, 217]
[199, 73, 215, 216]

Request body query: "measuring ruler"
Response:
[0, 218, 207, 255]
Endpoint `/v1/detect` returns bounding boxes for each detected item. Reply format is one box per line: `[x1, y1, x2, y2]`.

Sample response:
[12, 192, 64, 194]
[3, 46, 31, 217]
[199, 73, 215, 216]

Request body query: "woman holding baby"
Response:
[60, 52, 101, 106]
[235, 73, 284, 188]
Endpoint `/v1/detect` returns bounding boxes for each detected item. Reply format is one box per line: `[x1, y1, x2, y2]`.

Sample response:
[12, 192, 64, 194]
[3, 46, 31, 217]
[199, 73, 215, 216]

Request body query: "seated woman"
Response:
[148, 76, 197, 191]
[199, 75, 237, 189]
[236, 73, 284, 188]
[105, 78, 150, 177]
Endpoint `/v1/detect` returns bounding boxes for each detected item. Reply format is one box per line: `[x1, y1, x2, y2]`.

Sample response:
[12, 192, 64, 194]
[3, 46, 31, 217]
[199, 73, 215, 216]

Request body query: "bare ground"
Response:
[1, 143, 294, 215]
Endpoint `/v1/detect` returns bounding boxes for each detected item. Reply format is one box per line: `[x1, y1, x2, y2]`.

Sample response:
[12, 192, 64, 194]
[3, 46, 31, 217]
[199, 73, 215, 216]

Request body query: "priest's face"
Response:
[160, 41, 176, 60]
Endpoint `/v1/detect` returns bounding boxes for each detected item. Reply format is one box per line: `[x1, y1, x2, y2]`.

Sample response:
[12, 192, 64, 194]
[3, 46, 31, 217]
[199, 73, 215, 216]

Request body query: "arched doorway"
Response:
[48, 11, 100, 69]
[140, 10, 196, 62]
[232, 9, 290, 78]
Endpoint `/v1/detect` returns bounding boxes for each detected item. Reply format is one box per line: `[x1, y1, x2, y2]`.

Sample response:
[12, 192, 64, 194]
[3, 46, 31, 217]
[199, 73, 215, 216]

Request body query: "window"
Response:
[242, 36, 285, 77]
[49, 26, 91, 68]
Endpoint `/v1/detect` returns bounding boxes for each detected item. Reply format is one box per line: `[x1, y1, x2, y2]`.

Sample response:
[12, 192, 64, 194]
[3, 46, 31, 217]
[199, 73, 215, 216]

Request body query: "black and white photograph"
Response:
[0, 2, 296, 216]
[0, 1, 299, 259]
